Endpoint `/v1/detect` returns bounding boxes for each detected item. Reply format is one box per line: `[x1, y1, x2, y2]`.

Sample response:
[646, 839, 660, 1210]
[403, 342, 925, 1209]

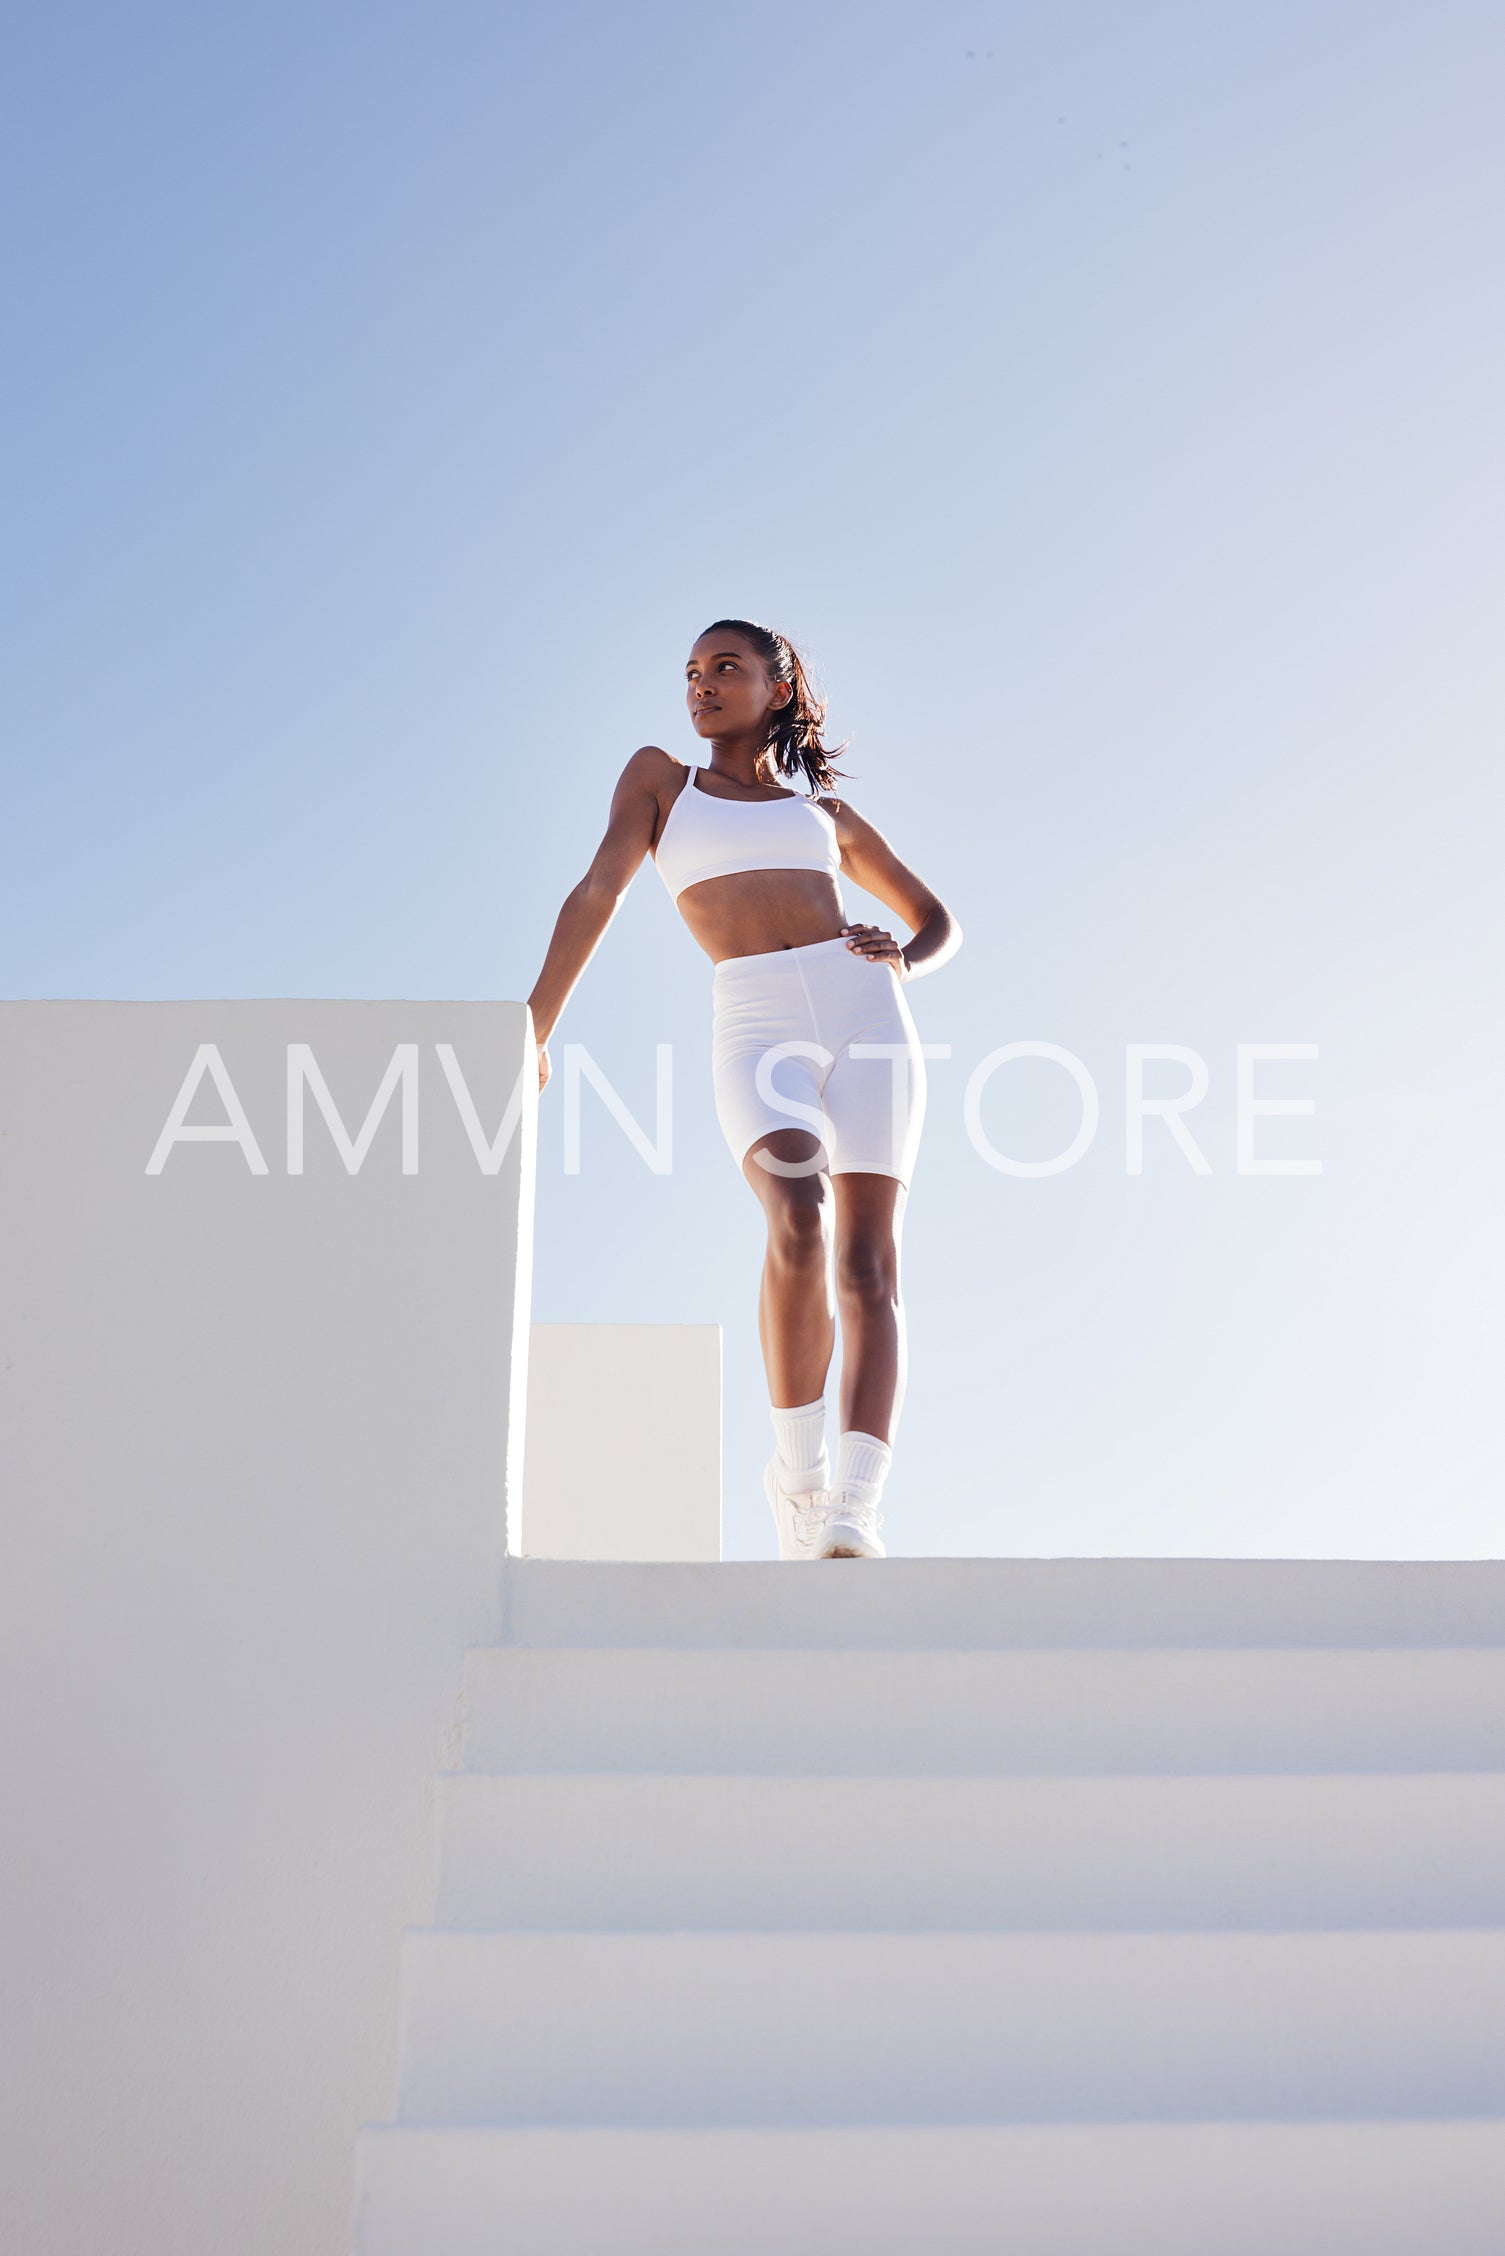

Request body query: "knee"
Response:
[766, 1189, 829, 1268]
[835, 1234, 899, 1304]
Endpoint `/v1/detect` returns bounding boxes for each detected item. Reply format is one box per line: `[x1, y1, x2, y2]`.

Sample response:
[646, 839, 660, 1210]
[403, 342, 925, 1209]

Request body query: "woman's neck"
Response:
[702, 731, 779, 789]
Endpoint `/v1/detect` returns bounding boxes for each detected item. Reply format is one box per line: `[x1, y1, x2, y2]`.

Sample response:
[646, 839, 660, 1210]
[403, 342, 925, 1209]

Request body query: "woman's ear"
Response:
[769, 679, 794, 711]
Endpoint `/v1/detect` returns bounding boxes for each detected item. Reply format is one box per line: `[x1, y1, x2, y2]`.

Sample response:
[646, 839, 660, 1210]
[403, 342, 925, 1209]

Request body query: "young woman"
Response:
[527, 619, 961, 1561]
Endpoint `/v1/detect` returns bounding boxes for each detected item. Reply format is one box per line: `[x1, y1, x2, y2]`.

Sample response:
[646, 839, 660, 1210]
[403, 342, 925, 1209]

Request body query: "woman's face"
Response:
[684, 632, 792, 739]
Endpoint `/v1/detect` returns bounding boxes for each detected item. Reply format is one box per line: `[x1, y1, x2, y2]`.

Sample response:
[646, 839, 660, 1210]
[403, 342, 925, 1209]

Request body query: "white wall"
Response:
[0, 1001, 536, 2256]
[525, 1323, 721, 1561]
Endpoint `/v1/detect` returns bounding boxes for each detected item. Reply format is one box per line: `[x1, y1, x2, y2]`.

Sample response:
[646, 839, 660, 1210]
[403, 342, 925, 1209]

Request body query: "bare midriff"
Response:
[672, 865, 851, 964]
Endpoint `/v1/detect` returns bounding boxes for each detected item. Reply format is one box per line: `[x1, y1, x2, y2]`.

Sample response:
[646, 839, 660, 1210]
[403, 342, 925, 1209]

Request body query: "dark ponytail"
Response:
[699, 618, 851, 797]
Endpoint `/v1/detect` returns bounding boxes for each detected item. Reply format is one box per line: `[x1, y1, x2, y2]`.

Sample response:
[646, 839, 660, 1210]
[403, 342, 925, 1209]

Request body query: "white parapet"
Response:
[0, 1000, 536, 2256]
[523, 1322, 721, 1561]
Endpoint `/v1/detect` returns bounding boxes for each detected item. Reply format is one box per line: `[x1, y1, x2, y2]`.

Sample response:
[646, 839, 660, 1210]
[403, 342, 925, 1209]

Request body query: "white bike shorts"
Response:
[710, 933, 929, 1188]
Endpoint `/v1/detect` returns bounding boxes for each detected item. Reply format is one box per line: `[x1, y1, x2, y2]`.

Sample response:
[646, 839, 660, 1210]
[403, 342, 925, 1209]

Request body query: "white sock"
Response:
[834, 1429, 893, 1513]
[770, 1395, 828, 1496]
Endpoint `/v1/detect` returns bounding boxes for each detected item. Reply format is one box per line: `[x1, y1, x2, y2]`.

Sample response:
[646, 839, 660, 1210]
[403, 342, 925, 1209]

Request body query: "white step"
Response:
[502, 1557, 1505, 1649]
[392, 1927, 1505, 2125]
[353, 2120, 1505, 2256]
[431, 1769, 1505, 1930]
[456, 1644, 1505, 1773]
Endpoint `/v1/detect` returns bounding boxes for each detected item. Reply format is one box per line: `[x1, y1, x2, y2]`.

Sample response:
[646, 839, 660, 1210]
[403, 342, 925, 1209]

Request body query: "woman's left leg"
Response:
[830, 1171, 908, 1445]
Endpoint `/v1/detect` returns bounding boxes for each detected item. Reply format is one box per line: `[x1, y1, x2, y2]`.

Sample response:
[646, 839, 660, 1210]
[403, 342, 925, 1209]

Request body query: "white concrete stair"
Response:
[393, 1927, 1505, 2124]
[432, 1771, 1505, 1930]
[352, 1560, 1505, 2254]
[499, 1556, 1505, 1647]
[354, 2122, 1505, 2256]
[455, 1643, 1505, 1771]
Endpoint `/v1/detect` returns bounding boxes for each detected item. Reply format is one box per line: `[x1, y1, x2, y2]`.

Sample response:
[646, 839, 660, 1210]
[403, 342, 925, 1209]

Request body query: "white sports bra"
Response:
[651, 765, 845, 904]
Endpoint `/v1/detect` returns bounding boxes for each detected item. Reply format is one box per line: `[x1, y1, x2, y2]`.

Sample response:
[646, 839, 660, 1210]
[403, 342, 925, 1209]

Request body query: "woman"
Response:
[527, 618, 961, 1560]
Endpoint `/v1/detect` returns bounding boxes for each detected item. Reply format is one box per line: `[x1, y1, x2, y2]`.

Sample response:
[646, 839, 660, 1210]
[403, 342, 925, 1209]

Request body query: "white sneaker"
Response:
[764, 1456, 829, 1562]
[817, 1490, 887, 1560]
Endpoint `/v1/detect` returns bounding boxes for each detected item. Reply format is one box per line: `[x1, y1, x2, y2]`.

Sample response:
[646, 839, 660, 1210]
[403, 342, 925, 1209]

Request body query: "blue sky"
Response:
[5, 2, 1502, 1557]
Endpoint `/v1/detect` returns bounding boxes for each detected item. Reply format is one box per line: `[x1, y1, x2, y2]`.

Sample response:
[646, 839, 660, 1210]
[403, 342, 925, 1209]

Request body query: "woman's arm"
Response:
[822, 795, 963, 981]
[527, 747, 668, 1088]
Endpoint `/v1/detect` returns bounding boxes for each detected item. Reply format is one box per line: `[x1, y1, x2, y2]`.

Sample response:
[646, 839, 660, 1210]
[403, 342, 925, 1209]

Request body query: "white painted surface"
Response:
[0, 1001, 535, 2256]
[523, 1322, 720, 1560]
[355, 1556, 1505, 2253]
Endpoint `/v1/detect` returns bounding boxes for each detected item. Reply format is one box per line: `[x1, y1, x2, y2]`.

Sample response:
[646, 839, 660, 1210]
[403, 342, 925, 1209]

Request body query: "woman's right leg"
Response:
[740, 1128, 836, 1409]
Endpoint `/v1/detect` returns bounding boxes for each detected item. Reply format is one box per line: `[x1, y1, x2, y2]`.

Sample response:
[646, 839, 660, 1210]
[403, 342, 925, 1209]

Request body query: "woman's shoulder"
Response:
[617, 747, 692, 828]
[807, 759, 853, 814]
[622, 744, 690, 783]
[613, 744, 687, 799]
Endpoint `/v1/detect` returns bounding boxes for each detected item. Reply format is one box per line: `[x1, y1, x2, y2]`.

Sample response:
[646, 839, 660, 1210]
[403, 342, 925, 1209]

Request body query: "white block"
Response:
[523, 1323, 720, 1561]
[0, 1001, 535, 2256]
[392, 1927, 1505, 2125]
[353, 2121, 1505, 2256]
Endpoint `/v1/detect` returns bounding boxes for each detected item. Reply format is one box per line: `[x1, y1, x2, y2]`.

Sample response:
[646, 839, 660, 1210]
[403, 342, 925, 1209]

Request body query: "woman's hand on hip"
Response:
[841, 922, 909, 978]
